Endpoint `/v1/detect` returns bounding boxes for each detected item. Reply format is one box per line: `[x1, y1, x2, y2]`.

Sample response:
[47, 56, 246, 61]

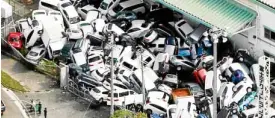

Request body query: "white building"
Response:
[233, 0, 275, 62]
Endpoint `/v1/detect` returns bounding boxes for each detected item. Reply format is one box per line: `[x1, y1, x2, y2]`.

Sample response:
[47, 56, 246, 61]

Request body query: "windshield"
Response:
[113, 4, 123, 13]
[89, 56, 100, 62]
[34, 12, 45, 15]
[61, 2, 72, 8]
[80, 23, 90, 27]
[108, 93, 118, 97]
[69, 17, 80, 24]
[100, 2, 108, 10]
[29, 51, 38, 56]
[93, 88, 101, 93]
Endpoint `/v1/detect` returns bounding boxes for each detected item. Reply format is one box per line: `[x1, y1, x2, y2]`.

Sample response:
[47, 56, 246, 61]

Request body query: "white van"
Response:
[58, 1, 81, 29]
[129, 67, 159, 91]
[106, 89, 142, 106]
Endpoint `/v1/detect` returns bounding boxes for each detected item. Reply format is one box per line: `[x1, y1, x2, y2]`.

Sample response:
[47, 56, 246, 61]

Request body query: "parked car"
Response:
[7, 32, 23, 49]
[174, 19, 194, 43]
[1, 101, 5, 115]
[87, 54, 104, 72]
[90, 19, 106, 41]
[157, 84, 172, 95]
[195, 55, 214, 69]
[192, 68, 207, 87]
[149, 37, 166, 53]
[66, 28, 83, 40]
[32, 9, 47, 22]
[114, 11, 137, 21]
[237, 91, 257, 112]
[89, 86, 109, 103]
[231, 80, 253, 104]
[169, 55, 195, 71]
[163, 74, 178, 88]
[180, 82, 204, 98]
[147, 91, 170, 103]
[144, 97, 169, 115]
[153, 52, 169, 72]
[107, 0, 146, 19]
[107, 89, 142, 106]
[58, 1, 81, 28]
[78, 21, 93, 38]
[217, 82, 235, 109]
[77, 5, 97, 20]
[26, 45, 46, 64]
[38, 0, 60, 11]
[91, 68, 110, 82]
[85, 9, 102, 23]
[126, 20, 154, 38]
[48, 10, 65, 28]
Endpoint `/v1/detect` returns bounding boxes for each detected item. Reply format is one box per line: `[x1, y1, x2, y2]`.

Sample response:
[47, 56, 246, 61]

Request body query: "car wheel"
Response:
[176, 66, 182, 71]
[247, 87, 252, 92]
[135, 104, 143, 112]
[146, 109, 152, 115]
[98, 98, 103, 104]
[128, 104, 136, 111]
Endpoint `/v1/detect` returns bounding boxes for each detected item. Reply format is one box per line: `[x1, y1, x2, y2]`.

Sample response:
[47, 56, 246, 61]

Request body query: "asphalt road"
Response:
[1, 89, 24, 118]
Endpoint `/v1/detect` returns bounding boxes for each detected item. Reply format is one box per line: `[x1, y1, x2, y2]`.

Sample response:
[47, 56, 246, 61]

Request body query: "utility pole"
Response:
[139, 47, 146, 105]
[208, 27, 227, 118]
[110, 33, 114, 115]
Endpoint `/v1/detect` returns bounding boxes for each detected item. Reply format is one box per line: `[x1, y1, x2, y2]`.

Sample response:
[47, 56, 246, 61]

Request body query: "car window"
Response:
[29, 51, 38, 56]
[127, 28, 140, 33]
[178, 28, 186, 38]
[272, 83, 275, 86]
[145, 57, 152, 63]
[119, 70, 125, 74]
[115, 84, 127, 89]
[119, 91, 129, 97]
[233, 85, 243, 97]
[61, 2, 72, 8]
[26, 30, 34, 43]
[81, 9, 88, 14]
[109, 2, 113, 8]
[113, 4, 123, 13]
[158, 44, 165, 48]
[222, 86, 228, 97]
[89, 56, 101, 62]
[151, 104, 166, 112]
[100, 2, 108, 10]
[41, 2, 58, 11]
[149, 44, 156, 47]
[130, 91, 134, 94]
[122, 62, 133, 70]
[96, 70, 104, 77]
[108, 93, 118, 97]
[39, 50, 45, 55]
[93, 88, 101, 93]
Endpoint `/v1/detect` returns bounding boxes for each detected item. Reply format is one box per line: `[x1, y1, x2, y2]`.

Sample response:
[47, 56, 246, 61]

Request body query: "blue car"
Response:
[231, 69, 244, 84]
[238, 91, 257, 111]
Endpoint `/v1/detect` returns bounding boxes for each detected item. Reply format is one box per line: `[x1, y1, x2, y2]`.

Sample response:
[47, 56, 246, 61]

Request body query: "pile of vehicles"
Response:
[6, 0, 274, 117]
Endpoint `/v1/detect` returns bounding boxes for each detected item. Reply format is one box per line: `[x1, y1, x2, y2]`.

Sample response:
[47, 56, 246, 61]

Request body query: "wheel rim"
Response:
[177, 66, 181, 71]
[99, 98, 103, 103]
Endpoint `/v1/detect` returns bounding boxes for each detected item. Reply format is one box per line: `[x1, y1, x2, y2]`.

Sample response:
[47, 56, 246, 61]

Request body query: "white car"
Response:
[195, 55, 214, 69]
[85, 9, 102, 23]
[163, 74, 178, 88]
[107, 89, 142, 106]
[217, 82, 235, 109]
[107, 0, 146, 19]
[180, 82, 204, 98]
[89, 86, 109, 103]
[143, 29, 158, 43]
[231, 80, 253, 104]
[157, 84, 172, 95]
[78, 21, 93, 38]
[103, 23, 125, 38]
[90, 19, 106, 41]
[102, 77, 129, 90]
[153, 52, 170, 71]
[77, 5, 97, 20]
[91, 68, 110, 82]
[174, 19, 194, 41]
[217, 56, 234, 73]
[26, 45, 46, 64]
[126, 20, 154, 38]
[98, 0, 119, 15]
[169, 55, 195, 71]
[147, 91, 170, 103]
[32, 10, 47, 22]
[58, 1, 80, 29]
[48, 10, 65, 29]
[144, 97, 169, 115]
[149, 37, 166, 53]
[87, 54, 104, 71]
[205, 70, 222, 97]
[66, 28, 83, 40]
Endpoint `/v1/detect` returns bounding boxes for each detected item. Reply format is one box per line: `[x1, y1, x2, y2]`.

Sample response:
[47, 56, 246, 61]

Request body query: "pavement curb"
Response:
[1, 87, 29, 118]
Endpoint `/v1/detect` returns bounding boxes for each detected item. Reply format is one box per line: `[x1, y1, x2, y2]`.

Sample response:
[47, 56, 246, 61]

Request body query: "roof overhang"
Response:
[155, 0, 258, 36]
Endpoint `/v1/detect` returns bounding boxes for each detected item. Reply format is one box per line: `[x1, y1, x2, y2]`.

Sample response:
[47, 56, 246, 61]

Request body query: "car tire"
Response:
[128, 104, 136, 111]
[146, 109, 152, 115]
[247, 87, 252, 92]
[135, 104, 143, 112]
[98, 98, 103, 104]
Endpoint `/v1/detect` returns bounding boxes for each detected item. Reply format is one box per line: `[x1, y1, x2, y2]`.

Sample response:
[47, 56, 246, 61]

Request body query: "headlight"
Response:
[38, 30, 43, 34]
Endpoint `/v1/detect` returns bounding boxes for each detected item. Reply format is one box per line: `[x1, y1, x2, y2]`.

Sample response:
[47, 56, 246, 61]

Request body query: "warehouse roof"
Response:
[257, 0, 275, 8]
[155, 0, 257, 35]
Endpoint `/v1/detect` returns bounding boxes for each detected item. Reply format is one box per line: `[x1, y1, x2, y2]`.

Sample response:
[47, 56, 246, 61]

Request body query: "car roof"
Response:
[95, 86, 108, 92]
[64, 6, 79, 18]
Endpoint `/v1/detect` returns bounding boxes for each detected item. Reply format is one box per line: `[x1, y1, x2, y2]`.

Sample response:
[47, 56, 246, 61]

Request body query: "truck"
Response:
[40, 16, 67, 59]
[167, 96, 197, 118]
[171, 88, 192, 103]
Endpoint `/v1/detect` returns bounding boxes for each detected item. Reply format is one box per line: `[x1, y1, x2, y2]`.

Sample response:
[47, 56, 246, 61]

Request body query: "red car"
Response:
[193, 68, 207, 87]
[7, 32, 23, 49]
